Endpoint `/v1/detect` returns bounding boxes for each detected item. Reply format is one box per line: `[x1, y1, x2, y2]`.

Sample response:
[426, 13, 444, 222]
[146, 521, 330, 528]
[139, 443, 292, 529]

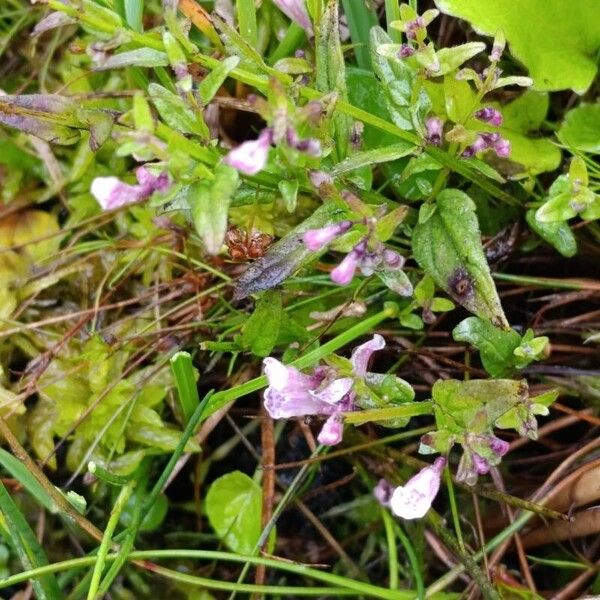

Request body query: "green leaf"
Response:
[198, 56, 241, 105]
[206, 471, 264, 554]
[331, 142, 415, 176]
[453, 317, 521, 377]
[236, 0, 258, 48]
[499, 92, 561, 177]
[114, 0, 144, 32]
[436, 42, 486, 75]
[0, 94, 81, 145]
[278, 178, 299, 212]
[434, 0, 600, 93]
[413, 189, 508, 328]
[242, 291, 283, 357]
[126, 424, 200, 452]
[121, 491, 168, 532]
[558, 103, 600, 153]
[370, 27, 418, 131]
[316, 0, 352, 160]
[0, 448, 57, 513]
[341, 0, 378, 69]
[525, 209, 577, 258]
[148, 83, 209, 137]
[192, 164, 240, 255]
[170, 351, 200, 424]
[93, 48, 169, 70]
[0, 482, 61, 600]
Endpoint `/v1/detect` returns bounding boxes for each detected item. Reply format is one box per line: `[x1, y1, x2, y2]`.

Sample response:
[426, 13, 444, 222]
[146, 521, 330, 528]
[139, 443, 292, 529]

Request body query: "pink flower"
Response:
[91, 166, 169, 211]
[474, 107, 503, 127]
[398, 44, 415, 58]
[350, 334, 385, 377]
[263, 358, 353, 420]
[330, 250, 361, 285]
[456, 434, 509, 485]
[425, 116, 444, 146]
[273, 0, 313, 35]
[303, 221, 353, 251]
[309, 170, 333, 188]
[462, 132, 511, 159]
[317, 414, 344, 445]
[493, 137, 511, 157]
[223, 129, 273, 175]
[263, 335, 386, 446]
[389, 457, 446, 519]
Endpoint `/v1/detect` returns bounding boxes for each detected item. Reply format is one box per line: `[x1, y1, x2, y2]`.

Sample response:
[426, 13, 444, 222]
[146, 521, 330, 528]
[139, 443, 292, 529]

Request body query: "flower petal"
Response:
[313, 377, 354, 405]
[223, 130, 272, 175]
[317, 413, 344, 446]
[91, 177, 143, 210]
[263, 357, 315, 392]
[273, 0, 313, 35]
[330, 251, 359, 285]
[390, 457, 445, 519]
[350, 334, 385, 377]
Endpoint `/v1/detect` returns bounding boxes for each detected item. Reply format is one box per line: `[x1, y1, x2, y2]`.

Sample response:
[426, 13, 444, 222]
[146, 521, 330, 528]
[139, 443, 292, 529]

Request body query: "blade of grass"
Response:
[0, 482, 61, 600]
[384, 0, 402, 42]
[114, 0, 144, 32]
[170, 351, 200, 424]
[268, 22, 306, 64]
[86, 482, 134, 600]
[236, 0, 258, 49]
[341, 0, 378, 69]
[1, 550, 422, 599]
[0, 447, 57, 513]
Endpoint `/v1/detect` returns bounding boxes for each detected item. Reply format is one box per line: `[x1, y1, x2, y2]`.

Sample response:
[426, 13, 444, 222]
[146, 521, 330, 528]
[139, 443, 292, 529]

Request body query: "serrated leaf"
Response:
[413, 189, 508, 328]
[192, 164, 240, 255]
[206, 471, 264, 554]
[242, 291, 283, 357]
[233, 200, 350, 300]
[370, 27, 418, 131]
[434, 0, 600, 93]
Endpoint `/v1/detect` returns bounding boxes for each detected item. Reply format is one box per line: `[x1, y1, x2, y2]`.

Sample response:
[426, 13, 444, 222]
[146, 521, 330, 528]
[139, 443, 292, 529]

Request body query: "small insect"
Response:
[225, 227, 273, 261]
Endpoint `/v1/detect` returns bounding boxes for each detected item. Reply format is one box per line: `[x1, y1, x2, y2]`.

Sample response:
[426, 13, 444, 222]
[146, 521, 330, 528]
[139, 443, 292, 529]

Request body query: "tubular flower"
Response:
[474, 107, 503, 127]
[425, 116, 444, 145]
[303, 221, 353, 252]
[223, 129, 274, 175]
[388, 457, 446, 519]
[462, 132, 511, 159]
[263, 335, 387, 446]
[91, 166, 169, 211]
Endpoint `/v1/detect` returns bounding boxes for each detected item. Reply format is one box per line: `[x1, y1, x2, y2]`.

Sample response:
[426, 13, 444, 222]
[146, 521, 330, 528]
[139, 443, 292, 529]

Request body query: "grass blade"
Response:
[170, 351, 200, 424]
[0, 482, 61, 599]
[341, 0, 378, 69]
[236, 0, 258, 49]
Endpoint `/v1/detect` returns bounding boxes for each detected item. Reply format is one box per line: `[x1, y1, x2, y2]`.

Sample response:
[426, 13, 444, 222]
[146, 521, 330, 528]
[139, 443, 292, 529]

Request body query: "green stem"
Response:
[1, 550, 416, 599]
[86, 482, 134, 600]
[381, 508, 399, 590]
[343, 401, 433, 425]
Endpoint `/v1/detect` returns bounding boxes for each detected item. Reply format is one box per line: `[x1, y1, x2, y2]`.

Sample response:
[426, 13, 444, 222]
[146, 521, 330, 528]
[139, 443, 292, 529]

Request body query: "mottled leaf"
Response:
[413, 189, 508, 327]
[233, 200, 350, 300]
